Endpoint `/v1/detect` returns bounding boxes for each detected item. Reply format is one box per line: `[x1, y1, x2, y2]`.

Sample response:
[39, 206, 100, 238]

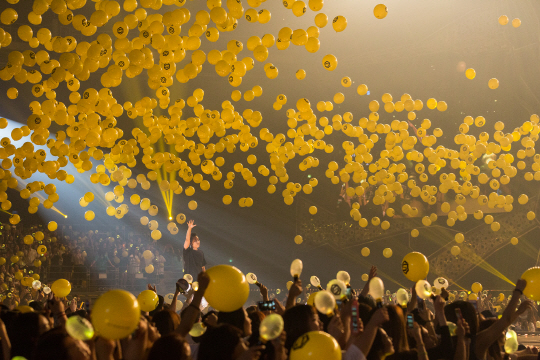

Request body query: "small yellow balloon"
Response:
[465, 68, 476, 79]
[373, 4, 388, 19]
[471, 282, 483, 293]
[309, 206, 317, 215]
[188, 200, 198, 210]
[511, 237, 519, 245]
[294, 235, 303, 244]
[488, 78, 499, 89]
[48, 221, 57, 231]
[361, 247, 370, 257]
[84, 211, 95, 221]
[322, 54, 337, 71]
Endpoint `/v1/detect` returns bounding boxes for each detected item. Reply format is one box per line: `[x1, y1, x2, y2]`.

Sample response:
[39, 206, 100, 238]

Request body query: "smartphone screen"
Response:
[351, 300, 359, 332]
[257, 300, 276, 311]
[407, 314, 414, 329]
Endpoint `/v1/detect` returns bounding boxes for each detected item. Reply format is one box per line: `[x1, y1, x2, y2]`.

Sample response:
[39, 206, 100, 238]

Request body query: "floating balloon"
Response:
[137, 290, 158, 312]
[373, 4, 388, 19]
[289, 331, 341, 360]
[51, 279, 71, 297]
[471, 282, 483, 293]
[522, 267, 540, 300]
[91, 290, 140, 340]
[402, 252, 429, 282]
[205, 265, 249, 312]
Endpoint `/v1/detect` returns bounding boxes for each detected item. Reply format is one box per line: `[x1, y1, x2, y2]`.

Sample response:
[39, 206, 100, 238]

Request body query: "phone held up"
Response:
[257, 300, 276, 311]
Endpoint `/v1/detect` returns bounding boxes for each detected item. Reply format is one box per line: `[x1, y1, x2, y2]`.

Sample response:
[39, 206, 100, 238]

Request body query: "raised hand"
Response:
[147, 284, 157, 293]
[197, 271, 210, 293]
[516, 299, 534, 316]
[368, 266, 377, 280]
[187, 220, 196, 229]
[516, 279, 527, 292]
[288, 279, 303, 299]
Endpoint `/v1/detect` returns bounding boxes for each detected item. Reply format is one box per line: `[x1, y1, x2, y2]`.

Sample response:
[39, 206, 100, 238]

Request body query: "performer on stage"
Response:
[183, 220, 207, 276]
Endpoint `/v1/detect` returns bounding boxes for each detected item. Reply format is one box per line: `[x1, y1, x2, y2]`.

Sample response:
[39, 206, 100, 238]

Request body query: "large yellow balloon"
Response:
[289, 331, 341, 360]
[205, 265, 249, 312]
[522, 267, 540, 301]
[91, 290, 140, 340]
[137, 290, 158, 312]
[51, 279, 71, 297]
[401, 252, 429, 282]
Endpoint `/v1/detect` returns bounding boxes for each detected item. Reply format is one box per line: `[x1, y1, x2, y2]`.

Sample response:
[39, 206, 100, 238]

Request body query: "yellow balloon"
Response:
[37, 245, 47, 255]
[471, 282, 482, 293]
[361, 247, 370, 257]
[85, 211, 95, 221]
[488, 78, 499, 89]
[188, 200, 198, 210]
[373, 4, 388, 19]
[48, 221, 57, 231]
[294, 235, 303, 244]
[91, 290, 140, 339]
[205, 265, 249, 312]
[322, 54, 337, 71]
[383, 248, 393, 258]
[451, 246, 461, 256]
[332, 15, 347, 32]
[51, 279, 71, 297]
[289, 331, 341, 360]
[401, 252, 429, 282]
[465, 68, 476, 79]
[151, 230, 161, 240]
[137, 290, 158, 312]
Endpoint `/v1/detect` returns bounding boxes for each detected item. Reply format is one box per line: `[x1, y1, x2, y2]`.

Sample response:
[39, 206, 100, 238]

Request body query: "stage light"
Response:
[169, 216, 172, 220]
[64, 215, 68, 218]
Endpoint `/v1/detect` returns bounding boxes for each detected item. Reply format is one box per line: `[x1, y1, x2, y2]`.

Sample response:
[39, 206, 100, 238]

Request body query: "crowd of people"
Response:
[0, 222, 538, 360]
[0, 222, 184, 303]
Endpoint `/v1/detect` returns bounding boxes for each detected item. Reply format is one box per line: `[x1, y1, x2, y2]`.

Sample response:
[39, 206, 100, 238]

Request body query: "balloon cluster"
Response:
[0, 0, 536, 263]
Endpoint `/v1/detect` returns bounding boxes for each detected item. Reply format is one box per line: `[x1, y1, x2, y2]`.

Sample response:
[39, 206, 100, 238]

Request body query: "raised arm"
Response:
[177, 271, 209, 337]
[184, 220, 196, 250]
[360, 266, 377, 298]
[475, 279, 526, 360]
